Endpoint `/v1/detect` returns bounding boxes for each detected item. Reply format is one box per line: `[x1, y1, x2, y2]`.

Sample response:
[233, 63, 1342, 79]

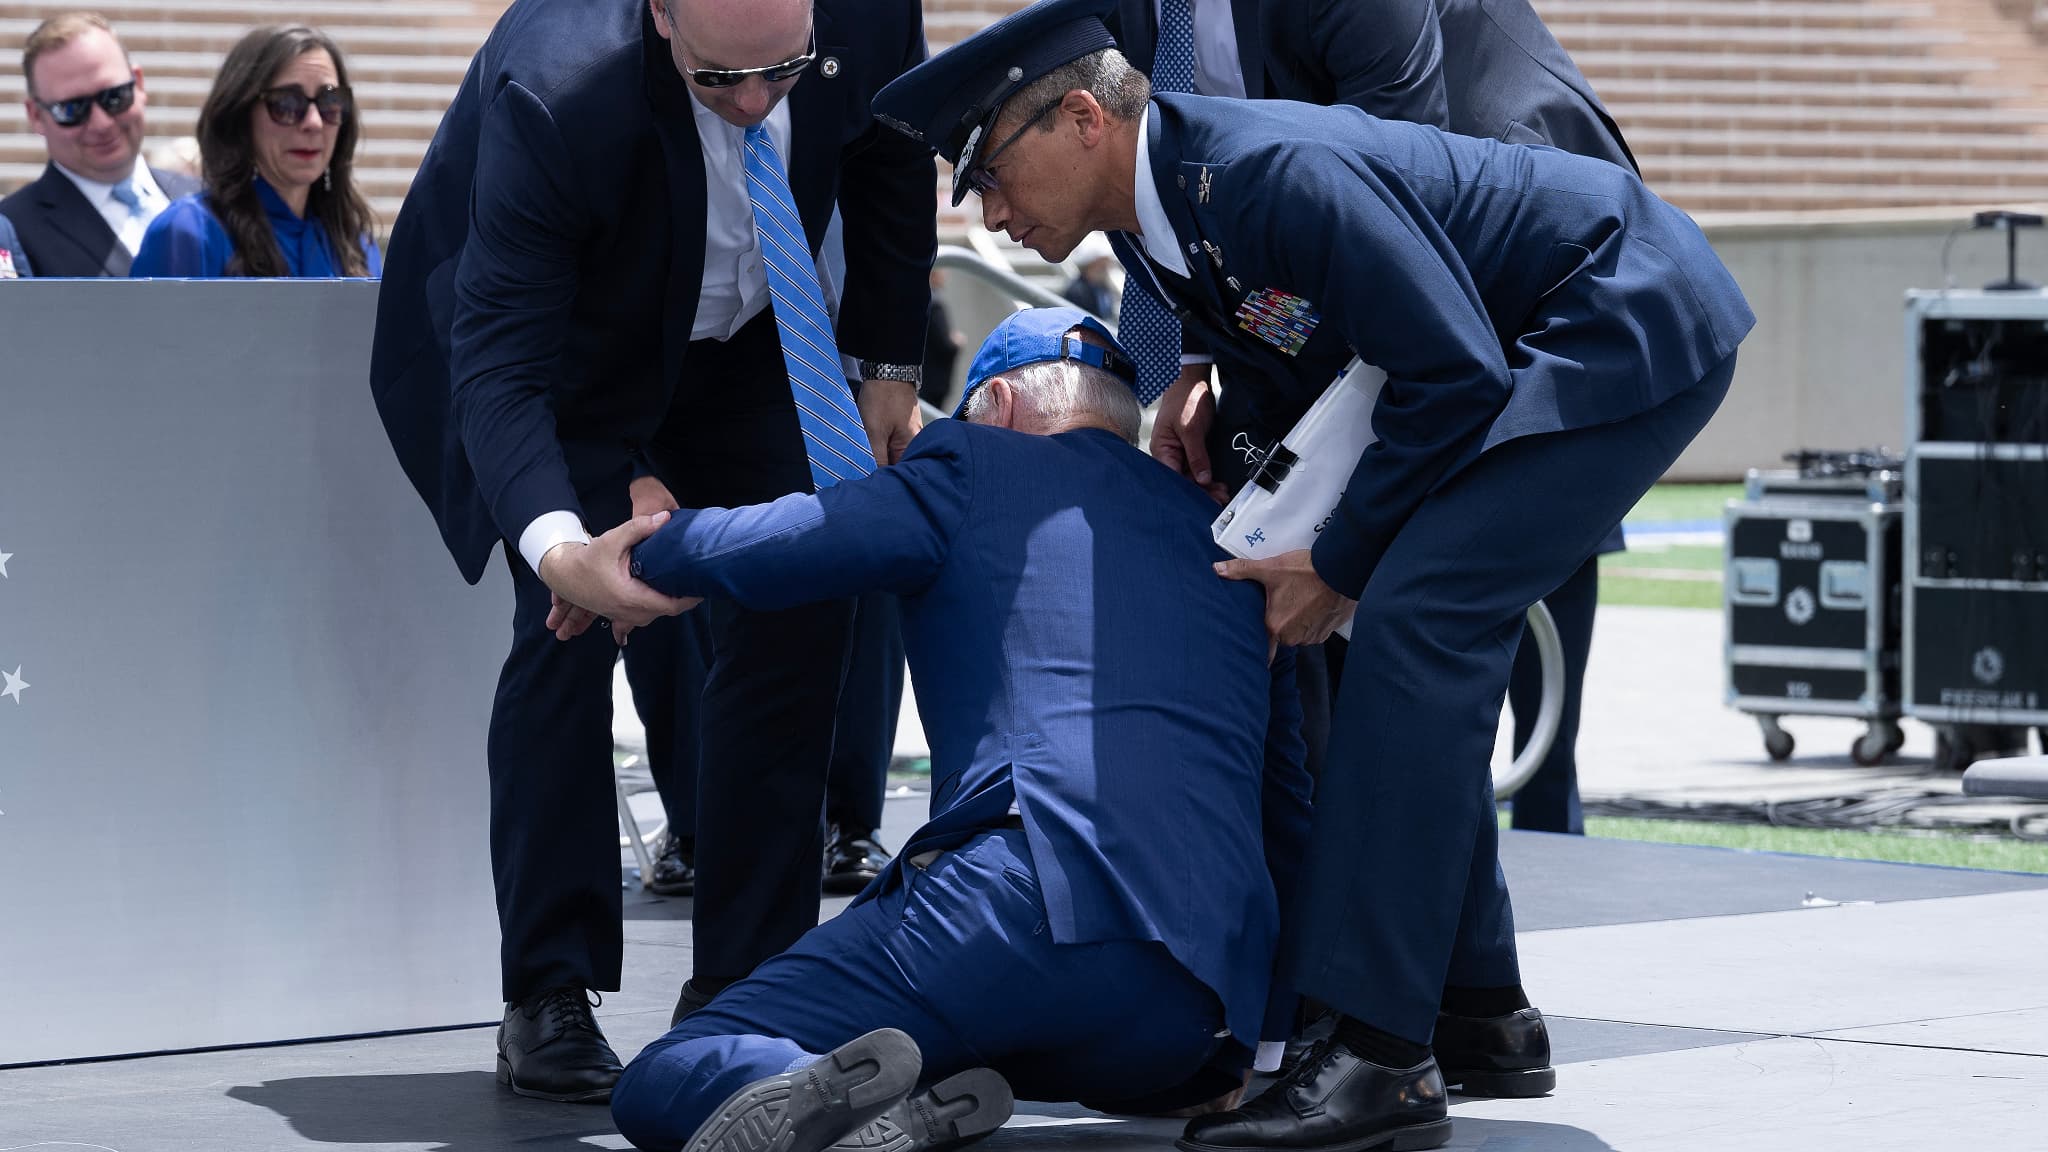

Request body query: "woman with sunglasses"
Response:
[132, 25, 378, 278]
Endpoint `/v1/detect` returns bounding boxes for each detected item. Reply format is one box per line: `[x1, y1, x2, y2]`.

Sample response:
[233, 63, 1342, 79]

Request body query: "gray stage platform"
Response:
[6, 792, 2046, 1152]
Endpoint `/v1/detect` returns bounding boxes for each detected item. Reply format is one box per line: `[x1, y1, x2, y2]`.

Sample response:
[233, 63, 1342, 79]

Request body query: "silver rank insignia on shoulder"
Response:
[1198, 166, 1212, 204]
[820, 57, 841, 78]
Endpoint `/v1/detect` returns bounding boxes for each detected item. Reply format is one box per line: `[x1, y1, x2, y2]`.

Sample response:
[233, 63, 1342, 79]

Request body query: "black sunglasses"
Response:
[679, 27, 816, 88]
[36, 79, 136, 128]
[261, 84, 351, 127]
[961, 96, 1063, 198]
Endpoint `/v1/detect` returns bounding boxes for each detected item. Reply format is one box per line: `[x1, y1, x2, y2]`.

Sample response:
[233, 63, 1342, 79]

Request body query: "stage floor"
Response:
[6, 793, 2046, 1152]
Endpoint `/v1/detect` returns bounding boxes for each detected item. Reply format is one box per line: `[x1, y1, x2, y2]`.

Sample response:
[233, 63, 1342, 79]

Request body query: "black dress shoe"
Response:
[671, 977, 719, 1027]
[824, 825, 893, 895]
[1178, 1040, 1449, 1152]
[650, 833, 695, 896]
[831, 1067, 1013, 1152]
[496, 987, 623, 1104]
[685, 1027, 922, 1152]
[1431, 1007, 1555, 1098]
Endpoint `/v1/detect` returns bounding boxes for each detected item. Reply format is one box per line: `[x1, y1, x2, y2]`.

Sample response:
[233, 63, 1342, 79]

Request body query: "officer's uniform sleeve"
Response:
[447, 80, 592, 552]
[628, 420, 976, 608]
[1313, 0, 1449, 127]
[1230, 144, 1510, 598]
[831, 0, 938, 366]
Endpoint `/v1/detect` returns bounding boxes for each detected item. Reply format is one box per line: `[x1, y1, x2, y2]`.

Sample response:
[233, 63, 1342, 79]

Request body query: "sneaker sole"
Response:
[495, 1054, 615, 1105]
[1177, 1117, 1451, 1152]
[684, 1028, 923, 1152]
[832, 1068, 1014, 1152]
[1441, 1064, 1556, 1098]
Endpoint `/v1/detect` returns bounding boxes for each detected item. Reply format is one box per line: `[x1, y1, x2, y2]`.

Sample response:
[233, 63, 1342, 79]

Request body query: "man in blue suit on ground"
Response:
[871, 2, 1754, 1148]
[367, 0, 936, 1104]
[577, 308, 1312, 1152]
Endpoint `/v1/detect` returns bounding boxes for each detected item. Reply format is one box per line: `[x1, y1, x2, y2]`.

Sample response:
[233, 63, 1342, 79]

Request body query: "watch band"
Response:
[859, 360, 923, 385]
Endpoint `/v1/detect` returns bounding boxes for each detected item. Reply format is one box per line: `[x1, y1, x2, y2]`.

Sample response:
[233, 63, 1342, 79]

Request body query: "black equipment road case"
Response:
[1903, 287, 2048, 771]
[1724, 458, 1905, 764]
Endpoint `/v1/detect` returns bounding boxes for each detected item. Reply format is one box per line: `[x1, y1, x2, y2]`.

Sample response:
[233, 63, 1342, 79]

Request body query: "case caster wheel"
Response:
[1934, 726, 1975, 774]
[1851, 724, 1898, 767]
[1759, 716, 1794, 762]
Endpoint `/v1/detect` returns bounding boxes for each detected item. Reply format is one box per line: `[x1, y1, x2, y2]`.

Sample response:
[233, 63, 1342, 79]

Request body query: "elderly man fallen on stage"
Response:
[547, 308, 1312, 1152]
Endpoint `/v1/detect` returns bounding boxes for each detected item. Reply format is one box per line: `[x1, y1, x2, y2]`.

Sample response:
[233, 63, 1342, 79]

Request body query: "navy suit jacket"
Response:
[0, 162, 198, 277]
[369, 0, 937, 583]
[630, 419, 1313, 1049]
[0, 214, 29, 276]
[1107, 0, 1630, 170]
[1110, 96, 1753, 596]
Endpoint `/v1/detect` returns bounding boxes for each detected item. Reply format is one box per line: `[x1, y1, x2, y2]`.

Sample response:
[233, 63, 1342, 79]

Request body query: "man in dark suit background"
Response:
[595, 307, 1311, 1152]
[1108, 0, 1635, 841]
[1, 12, 196, 277]
[368, 0, 936, 1104]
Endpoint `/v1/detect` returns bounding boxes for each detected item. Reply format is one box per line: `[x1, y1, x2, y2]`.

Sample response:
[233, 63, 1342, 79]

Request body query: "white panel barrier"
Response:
[0, 280, 506, 1065]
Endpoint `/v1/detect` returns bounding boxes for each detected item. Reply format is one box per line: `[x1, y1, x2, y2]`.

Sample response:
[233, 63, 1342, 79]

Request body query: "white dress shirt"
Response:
[1157, 0, 1248, 99]
[689, 88, 793, 341]
[53, 157, 167, 257]
[1127, 109, 1218, 369]
[518, 91, 799, 575]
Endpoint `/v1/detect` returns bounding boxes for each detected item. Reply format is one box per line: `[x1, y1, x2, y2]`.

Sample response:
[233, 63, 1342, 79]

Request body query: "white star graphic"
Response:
[0, 549, 11, 578]
[1, 666, 26, 704]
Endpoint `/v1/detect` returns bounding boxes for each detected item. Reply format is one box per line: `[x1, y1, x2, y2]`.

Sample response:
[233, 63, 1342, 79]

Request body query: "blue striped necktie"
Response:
[742, 124, 874, 489]
[1120, 0, 1200, 406]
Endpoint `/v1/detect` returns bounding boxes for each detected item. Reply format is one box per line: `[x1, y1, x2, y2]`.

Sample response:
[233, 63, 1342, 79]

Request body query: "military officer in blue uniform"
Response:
[1106, 0, 1637, 845]
[871, 2, 1754, 1148]
[577, 307, 1311, 1151]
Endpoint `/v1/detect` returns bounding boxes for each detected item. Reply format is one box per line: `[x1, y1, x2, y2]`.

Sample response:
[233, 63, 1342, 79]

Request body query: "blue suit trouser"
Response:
[611, 829, 1224, 1151]
[1289, 357, 1735, 1043]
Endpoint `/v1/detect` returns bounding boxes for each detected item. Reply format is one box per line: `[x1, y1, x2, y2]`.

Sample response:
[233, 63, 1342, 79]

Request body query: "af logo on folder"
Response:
[1211, 356, 1387, 639]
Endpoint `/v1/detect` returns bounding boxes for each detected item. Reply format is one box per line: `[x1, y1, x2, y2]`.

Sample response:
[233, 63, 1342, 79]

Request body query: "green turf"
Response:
[1595, 575, 1723, 610]
[1624, 482, 1741, 525]
[1509, 812, 2048, 874]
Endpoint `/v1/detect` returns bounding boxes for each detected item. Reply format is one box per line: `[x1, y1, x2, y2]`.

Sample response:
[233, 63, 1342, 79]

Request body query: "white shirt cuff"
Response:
[1179, 354, 1216, 367]
[1254, 1041, 1286, 1073]
[518, 510, 591, 576]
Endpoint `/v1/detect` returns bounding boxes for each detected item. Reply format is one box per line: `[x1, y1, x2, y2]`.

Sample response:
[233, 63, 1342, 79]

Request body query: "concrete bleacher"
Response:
[3, 0, 2047, 232]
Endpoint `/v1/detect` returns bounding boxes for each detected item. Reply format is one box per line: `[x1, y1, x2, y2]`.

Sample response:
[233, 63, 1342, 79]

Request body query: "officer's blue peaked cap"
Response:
[873, 0, 1117, 206]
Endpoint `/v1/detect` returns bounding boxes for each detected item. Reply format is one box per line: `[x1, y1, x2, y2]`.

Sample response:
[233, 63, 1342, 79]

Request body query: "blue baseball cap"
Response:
[954, 306, 1139, 419]
[872, 0, 1119, 205]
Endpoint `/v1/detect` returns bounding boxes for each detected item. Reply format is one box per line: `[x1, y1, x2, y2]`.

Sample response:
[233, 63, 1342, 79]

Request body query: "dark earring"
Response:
[323, 167, 332, 192]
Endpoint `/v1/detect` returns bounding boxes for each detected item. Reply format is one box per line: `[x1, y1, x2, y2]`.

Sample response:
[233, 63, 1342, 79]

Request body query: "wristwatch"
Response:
[858, 360, 923, 386]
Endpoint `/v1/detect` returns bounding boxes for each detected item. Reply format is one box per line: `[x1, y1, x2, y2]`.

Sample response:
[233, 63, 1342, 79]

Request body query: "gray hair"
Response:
[1000, 47, 1150, 135]
[963, 352, 1142, 444]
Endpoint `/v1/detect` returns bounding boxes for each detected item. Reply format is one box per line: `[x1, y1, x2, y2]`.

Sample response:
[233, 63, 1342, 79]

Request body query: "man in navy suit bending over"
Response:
[568, 308, 1312, 1152]
[368, 0, 936, 1103]
[872, 2, 1753, 1147]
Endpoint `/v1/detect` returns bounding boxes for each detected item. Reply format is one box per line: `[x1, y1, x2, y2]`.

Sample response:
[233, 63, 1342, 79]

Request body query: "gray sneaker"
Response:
[830, 1068, 1014, 1152]
[682, 1029, 922, 1152]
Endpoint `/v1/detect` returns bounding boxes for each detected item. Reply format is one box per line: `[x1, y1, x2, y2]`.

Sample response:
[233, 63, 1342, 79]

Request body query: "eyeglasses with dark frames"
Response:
[260, 84, 352, 127]
[36, 79, 137, 128]
[678, 27, 817, 89]
[962, 96, 1064, 198]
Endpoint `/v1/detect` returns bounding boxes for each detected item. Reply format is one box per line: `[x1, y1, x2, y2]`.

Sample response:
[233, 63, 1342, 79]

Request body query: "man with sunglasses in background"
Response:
[1, 12, 196, 277]
[370, 0, 936, 1107]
